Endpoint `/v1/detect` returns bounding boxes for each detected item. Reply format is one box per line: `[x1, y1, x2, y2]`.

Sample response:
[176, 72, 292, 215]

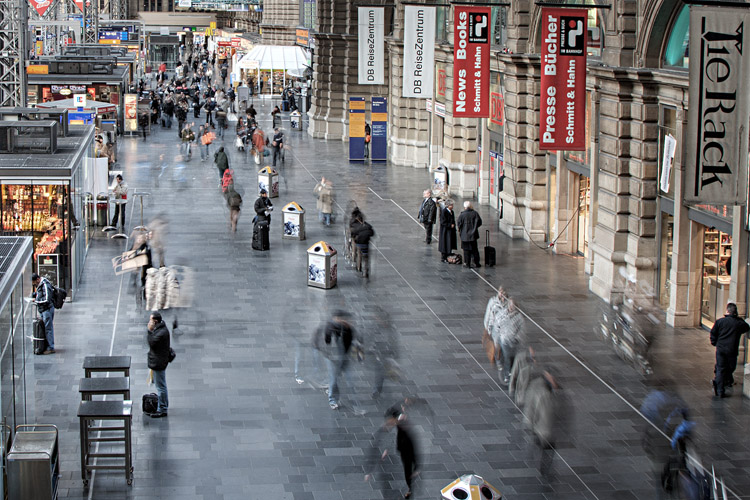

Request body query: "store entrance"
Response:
[658, 213, 674, 310]
[577, 175, 591, 255]
[701, 228, 732, 328]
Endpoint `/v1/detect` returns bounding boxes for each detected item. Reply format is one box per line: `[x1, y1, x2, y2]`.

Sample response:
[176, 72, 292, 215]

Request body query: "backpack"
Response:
[447, 254, 462, 265]
[51, 285, 66, 309]
[222, 170, 234, 193]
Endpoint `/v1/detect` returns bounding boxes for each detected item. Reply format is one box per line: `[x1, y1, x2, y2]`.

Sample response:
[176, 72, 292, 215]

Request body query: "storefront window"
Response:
[658, 106, 677, 199]
[491, 6, 507, 48]
[577, 175, 591, 255]
[436, 7, 450, 44]
[658, 213, 674, 310]
[663, 5, 689, 68]
[702, 229, 732, 327]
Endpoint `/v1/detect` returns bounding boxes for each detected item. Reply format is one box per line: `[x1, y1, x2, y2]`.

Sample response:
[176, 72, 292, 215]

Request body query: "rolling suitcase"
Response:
[484, 230, 496, 267]
[252, 220, 270, 251]
[33, 317, 48, 355]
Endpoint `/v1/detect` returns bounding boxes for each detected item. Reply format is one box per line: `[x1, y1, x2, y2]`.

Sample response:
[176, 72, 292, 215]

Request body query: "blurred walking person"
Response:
[365, 406, 420, 498]
[226, 186, 242, 233]
[350, 211, 374, 279]
[313, 177, 334, 226]
[313, 310, 363, 412]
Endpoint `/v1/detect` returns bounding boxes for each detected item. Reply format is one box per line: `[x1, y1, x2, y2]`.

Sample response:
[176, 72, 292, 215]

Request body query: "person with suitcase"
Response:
[456, 201, 482, 269]
[253, 189, 273, 251]
[31, 273, 56, 354]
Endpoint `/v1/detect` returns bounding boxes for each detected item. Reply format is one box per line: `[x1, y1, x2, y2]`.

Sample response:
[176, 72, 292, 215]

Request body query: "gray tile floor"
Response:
[34, 99, 750, 499]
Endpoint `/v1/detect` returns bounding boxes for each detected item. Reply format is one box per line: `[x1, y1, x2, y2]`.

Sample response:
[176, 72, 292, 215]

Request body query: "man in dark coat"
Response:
[365, 406, 419, 498]
[710, 302, 749, 397]
[147, 312, 171, 417]
[351, 213, 375, 278]
[438, 201, 457, 262]
[214, 146, 229, 182]
[417, 189, 437, 244]
[254, 189, 273, 224]
[457, 201, 483, 268]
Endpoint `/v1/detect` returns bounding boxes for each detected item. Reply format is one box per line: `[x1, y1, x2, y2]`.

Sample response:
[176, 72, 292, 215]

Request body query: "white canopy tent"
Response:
[237, 45, 310, 94]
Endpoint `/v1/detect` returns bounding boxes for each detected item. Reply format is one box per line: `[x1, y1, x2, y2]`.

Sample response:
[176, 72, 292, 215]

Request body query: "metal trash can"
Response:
[307, 241, 337, 289]
[84, 192, 94, 227]
[96, 193, 109, 226]
[257, 166, 279, 198]
[290, 111, 302, 131]
[282, 202, 306, 240]
[433, 165, 448, 190]
[7, 425, 59, 500]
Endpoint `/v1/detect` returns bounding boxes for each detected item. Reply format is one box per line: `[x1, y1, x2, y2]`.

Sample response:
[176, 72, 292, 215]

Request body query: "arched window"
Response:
[663, 5, 689, 68]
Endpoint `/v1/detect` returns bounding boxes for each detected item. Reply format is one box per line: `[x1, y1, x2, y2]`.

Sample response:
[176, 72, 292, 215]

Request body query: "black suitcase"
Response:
[33, 318, 48, 355]
[484, 230, 496, 267]
[142, 393, 158, 414]
[252, 220, 270, 251]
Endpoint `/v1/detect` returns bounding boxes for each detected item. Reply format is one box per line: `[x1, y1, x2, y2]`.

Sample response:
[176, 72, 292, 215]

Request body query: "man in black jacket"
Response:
[271, 128, 284, 167]
[417, 189, 437, 244]
[710, 302, 749, 397]
[32, 273, 55, 354]
[456, 201, 483, 268]
[365, 406, 419, 498]
[147, 312, 171, 417]
[351, 213, 375, 278]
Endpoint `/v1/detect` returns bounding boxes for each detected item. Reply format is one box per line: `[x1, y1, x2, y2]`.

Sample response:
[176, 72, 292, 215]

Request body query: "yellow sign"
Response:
[296, 28, 309, 47]
[204, 27, 213, 36]
[27, 64, 49, 75]
[210, 21, 216, 29]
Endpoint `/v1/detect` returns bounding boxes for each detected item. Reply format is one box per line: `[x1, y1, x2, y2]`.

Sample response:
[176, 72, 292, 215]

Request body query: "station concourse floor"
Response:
[38, 99, 750, 500]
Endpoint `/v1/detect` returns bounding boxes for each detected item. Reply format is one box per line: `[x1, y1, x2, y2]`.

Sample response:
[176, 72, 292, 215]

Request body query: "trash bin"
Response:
[307, 241, 337, 289]
[441, 474, 501, 500]
[433, 165, 448, 190]
[290, 111, 302, 131]
[7, 425, 59, 500]
[282, 202, 306, 240]
[96, 193, 109, 226]
[84, 192, 94, 227]
[257, 166, 279, 198]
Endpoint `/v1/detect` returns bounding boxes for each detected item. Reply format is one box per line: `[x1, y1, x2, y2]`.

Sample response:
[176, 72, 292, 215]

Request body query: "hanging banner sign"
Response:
[371, 97, 387, 161]
[29, 0, 53, 17]
[358, 7, 384, 85]
[349, 97, 366, 160]
[490, 91, 504, 125]
[403, 6, 435, 98]
[124, 93, 138, 132]
[660, 133, 676, 193]
[73, 0, 84, 11]
[685, 6, 750, 205]
[539, 8, 588, 151]
[452, 6, 491, 117]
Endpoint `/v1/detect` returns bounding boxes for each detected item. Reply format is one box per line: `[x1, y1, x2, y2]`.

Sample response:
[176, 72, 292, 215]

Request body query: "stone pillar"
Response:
[602, 0, 637, 68]
[586, 90, 601, 275]
[497, 54, 547, 241]
[308, 0, 389, 140]
[667, 106, 699, 327]
[387, 10, 430, 169]
[730, 206, 747, 317]
[260, 0, 299, 45]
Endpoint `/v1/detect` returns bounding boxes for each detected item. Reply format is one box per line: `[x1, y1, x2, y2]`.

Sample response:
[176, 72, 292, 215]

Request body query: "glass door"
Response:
[658, 214, 674, 310]
[701, 228, 732, 327]
[577, 175, 591, 255]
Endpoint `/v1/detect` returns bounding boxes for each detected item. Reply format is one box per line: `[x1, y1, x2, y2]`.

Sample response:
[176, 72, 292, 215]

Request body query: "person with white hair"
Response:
[456, 201, 483, 268]
[417, 189, 437, 243]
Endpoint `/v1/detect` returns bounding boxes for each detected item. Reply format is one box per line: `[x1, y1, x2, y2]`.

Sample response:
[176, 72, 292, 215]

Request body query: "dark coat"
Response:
[214, 150, 229, 172]
[710, 314, 750, 354]
[254, 196, 272, 223]
[418, 197, 437, 225]
[147, 320, 171, 371]
[457, 208, 482, 242]
[438, 207, 457, 254]
[351, 220, 375, 244]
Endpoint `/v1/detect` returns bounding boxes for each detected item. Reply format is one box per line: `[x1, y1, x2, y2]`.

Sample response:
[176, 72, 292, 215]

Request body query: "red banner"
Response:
[540, 8, 587, 150]
[490, 92, 504, 125]
[453, 6, 490, 118]
[29, 0, 53, 16]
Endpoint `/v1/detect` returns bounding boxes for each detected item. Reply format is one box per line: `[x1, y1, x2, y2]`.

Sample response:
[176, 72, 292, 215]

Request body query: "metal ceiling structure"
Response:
[0, 0, 28, 106]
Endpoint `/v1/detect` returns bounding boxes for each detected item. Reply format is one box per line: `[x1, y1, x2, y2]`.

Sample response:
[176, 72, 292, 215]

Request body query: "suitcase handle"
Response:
[486, 229, 490, 247]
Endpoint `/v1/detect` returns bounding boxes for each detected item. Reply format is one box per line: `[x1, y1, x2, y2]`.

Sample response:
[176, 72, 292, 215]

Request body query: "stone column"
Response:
[730, 207, 747, 317]
[260, 0, 299, 45]
[668, 105, 699, 327]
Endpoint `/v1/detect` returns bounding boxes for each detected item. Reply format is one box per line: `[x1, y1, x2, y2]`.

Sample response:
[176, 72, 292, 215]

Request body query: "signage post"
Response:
[371, 97, 387, 161]
[349, 97, 366, 161]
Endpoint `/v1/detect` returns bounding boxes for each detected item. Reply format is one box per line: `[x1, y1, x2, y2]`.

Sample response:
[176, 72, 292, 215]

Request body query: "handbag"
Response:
[482, 329, 498, 364]
[168, 347, 176, 363]
[365, 134, 371, 143]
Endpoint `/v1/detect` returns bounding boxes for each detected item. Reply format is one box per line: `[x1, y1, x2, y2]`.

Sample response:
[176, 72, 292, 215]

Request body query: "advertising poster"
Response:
[371, 97, 387, 161]
[349, 97, 366, 160]
[403, 6, 435, 98]
[539, 8, 588, 151]
[124, 94, 137, 131]
[284, 213, 300, 236]
[329, 253, 337, 283]
[308, 254, 326, 284]
[29, 0, 53, 17]
[358, 7, 384, 85]
[685, 6, 750, 205]
[660, 133, 676, 193]
[452, 6, 490, 117]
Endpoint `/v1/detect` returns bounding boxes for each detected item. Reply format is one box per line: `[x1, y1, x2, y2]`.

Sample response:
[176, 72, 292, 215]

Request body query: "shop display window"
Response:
[701, 229, 732, 327]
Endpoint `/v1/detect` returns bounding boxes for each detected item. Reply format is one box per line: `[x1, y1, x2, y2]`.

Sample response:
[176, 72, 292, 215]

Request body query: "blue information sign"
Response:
[371, 97, 387, 161]
[348, 97, 366, 161]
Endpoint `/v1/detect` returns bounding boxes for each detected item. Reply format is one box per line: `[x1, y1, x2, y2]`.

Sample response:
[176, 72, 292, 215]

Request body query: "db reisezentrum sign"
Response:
[453, 6, 490, 117]
[539, 8, 587, 151]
